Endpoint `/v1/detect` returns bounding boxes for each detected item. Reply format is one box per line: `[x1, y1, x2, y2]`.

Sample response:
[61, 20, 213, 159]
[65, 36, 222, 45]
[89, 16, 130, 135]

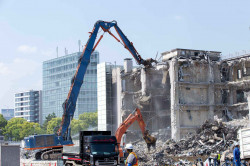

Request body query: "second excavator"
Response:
[115, 108, 157, 160]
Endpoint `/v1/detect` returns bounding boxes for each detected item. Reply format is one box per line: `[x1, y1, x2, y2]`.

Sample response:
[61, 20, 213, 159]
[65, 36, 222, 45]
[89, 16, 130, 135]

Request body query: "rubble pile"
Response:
[164, 120, 240, 156]
[133, 119, 247, 165]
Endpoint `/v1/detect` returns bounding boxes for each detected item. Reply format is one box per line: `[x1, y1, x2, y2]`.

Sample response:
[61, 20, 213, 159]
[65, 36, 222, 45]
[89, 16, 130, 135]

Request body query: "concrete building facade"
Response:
[111, 48, 250, 141]
[42, 51, 99, 122]
[97, 62, 123, 134]
[14, 90, 41, 123]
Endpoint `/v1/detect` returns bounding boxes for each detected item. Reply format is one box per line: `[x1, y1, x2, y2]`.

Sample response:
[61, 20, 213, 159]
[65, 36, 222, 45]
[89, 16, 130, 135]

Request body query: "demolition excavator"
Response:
[23, 20, 156, 160]
[115, 108, 157, 160]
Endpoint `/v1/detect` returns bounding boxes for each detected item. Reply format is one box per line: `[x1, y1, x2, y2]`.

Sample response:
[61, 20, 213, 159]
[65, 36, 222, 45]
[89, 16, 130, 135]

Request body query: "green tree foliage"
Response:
[0, 114, 7, 129]
[71, 119, 88, 135]
[19, 122, 43, 139]
[79, 112, 97, 127]
[3, 118, 42, 141]
[43, 113, 56, 130]
[47, 117, 62, 134]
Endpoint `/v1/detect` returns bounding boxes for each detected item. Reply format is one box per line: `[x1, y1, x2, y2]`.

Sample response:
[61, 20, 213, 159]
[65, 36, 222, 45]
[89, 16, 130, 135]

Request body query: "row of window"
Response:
[15, 97, 30, 102]
[15, 92, 39, 97]
[43, 61, 98, 76]
[43, 83, 97, 91]
[15, 106, 38, 111]
[44, 69, 97, 82]
[43, 76, 97, 89]
[43, 53, 80, 69]
[43, 52, 99, 69]
[15, 111, 38, 116]
[44, 63, 78, 75]
[15, 102, 39, 107]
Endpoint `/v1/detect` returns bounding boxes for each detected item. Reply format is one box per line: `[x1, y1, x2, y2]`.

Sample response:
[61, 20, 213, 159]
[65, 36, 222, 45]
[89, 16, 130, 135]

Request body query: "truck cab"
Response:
[62, 131, 119, 166]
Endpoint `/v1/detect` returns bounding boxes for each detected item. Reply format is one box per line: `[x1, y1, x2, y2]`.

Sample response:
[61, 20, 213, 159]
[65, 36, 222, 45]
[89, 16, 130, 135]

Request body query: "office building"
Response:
[97, 62, 123, 134]
[42, 51, 99, 122]
[0, 109, 14, 120]
[14, 90, 41, 123]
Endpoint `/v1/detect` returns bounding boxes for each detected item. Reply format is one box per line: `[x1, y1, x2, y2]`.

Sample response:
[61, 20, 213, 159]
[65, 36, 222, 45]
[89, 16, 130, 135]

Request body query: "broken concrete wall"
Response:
[112, 50, 250, 141]
[116, 63, 171, 136]
[176, 59, 223, 140]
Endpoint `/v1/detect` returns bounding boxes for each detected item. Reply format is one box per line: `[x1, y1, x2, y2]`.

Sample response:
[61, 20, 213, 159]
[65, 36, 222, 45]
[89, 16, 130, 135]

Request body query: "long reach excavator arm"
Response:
[57, 20, 156, 139]
[23, 20, 156, 160]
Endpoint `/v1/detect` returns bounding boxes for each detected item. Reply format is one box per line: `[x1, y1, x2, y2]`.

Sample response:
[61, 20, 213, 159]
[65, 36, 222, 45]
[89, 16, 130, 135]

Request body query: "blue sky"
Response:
[0, 0, 250, 108]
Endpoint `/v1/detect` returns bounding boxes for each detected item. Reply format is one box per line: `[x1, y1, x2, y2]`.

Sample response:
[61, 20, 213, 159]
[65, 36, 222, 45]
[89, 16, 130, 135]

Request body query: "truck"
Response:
[238, 127, 250, 162]
[62, 131, 119, 166]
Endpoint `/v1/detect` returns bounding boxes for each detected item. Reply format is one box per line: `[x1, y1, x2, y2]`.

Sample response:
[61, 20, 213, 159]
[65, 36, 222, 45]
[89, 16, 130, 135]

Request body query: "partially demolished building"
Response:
[98, 48, 250, 140]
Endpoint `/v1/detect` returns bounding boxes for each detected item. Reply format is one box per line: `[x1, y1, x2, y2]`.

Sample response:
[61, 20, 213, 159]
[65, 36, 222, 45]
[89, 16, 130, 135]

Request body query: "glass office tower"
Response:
[42, 51, 99, 123]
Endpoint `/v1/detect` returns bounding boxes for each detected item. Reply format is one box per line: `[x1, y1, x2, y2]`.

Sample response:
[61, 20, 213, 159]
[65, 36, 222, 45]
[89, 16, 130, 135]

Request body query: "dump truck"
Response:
[62, 131, 119, 166]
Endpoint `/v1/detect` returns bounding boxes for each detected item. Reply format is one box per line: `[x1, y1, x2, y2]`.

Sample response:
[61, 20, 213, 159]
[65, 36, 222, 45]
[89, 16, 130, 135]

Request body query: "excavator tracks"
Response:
[35, 147, 62, 160]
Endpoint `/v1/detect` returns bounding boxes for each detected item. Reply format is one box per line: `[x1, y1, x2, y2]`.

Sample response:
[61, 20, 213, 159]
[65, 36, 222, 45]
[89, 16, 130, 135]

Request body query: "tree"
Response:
[79, 112, 97, 128]
[43, 113, 56, 130]
[47, 117, 62, 134]
[3, 118, 26, 140]
[0, 114, 7, 129]
[3, 118, 42, 141]
[19, 122, 43, 139]
[71, 119, 88, 135]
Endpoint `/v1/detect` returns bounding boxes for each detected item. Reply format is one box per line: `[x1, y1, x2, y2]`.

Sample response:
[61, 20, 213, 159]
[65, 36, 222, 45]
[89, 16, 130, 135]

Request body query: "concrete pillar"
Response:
[124, 58, 133, 73]
[246, 92, 250, 120]
[112, 68, 123, 130]
[229, 87, 234, 105]
[141, 68, 147, 96]
[169, 58, 180, 141]
[208, 62, 215, 120]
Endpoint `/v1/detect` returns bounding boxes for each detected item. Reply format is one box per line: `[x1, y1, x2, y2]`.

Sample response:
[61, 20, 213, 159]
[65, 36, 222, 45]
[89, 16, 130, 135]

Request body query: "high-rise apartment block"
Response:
[14, 90, 42, 123]
[42, 51, 99, 122]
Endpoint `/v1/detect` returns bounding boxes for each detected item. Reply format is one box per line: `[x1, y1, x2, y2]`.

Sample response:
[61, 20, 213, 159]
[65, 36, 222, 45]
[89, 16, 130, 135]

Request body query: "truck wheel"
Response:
[43, 153, 49, 160]
[65, 163, 73, 166]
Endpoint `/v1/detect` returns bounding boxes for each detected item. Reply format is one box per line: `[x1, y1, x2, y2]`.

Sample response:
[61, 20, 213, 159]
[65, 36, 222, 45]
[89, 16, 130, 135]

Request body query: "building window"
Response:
[236, 90, 246, 103]
[243, 67, 250, 76]
[237, 69, 242, 79]
[221, 89, 229, 104]
[181, 51, 185, 55]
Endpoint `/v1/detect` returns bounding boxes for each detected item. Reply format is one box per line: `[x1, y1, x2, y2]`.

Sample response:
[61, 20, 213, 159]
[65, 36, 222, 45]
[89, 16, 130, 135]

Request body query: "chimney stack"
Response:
[124, 58, 133, 73]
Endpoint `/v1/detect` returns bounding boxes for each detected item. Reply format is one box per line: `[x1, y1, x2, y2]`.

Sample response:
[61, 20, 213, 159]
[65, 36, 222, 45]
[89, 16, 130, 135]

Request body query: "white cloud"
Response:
[0, 58, 41, 108]
[0, 62, 10, 75]
[11, 58, 40, 78]
[17, 45, 37, 54]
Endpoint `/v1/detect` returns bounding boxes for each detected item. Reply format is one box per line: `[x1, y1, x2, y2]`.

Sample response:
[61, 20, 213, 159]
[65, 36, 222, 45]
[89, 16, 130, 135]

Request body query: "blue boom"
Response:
[24, 20, 154, 160]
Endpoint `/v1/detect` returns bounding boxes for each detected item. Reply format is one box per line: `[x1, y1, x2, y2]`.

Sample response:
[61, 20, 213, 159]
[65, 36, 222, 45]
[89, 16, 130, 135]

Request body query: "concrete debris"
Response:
[132, 118, 248, 165]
